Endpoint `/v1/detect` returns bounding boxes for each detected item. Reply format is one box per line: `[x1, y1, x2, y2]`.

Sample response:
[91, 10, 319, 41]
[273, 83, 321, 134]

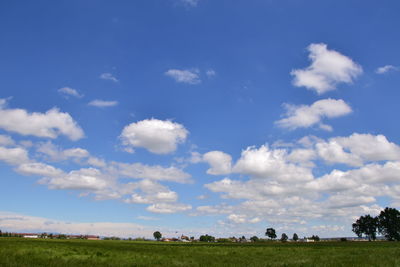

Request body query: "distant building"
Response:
[180, 235, 190, 241]
[21, 233, 39, 238]
[86, 235, 100, 240]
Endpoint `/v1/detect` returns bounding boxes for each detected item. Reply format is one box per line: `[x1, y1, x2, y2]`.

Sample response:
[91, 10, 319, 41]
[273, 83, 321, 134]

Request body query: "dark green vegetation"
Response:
[353, 207, 400, 241]
[1, 238, 400, 266]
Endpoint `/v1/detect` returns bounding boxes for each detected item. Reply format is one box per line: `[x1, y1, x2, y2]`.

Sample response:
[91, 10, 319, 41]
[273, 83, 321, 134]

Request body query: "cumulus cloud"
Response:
[286, 148, 317, 167]
[120, 119, 188, 154]
[316, 133, 400, 166]
[0, 134, 191, 215]
[58, 87, 83, 98]
[203, 151, 232, 175]
[0, 99, 84, 140]
[202, 133, 400, 235]
[88, 99, 118, 108]
[165, 69, 201, 84]
[147, 203, 192, 214]
[39, 167, 110, 191]
[125, 190, 178, 205]
[275, 98, 352, 131]
[376, 65, 398, 74]
[291, 43, 362, 94]
[37, 141, 90, 162]
[227, 214, 261, 224]
[111, 162, 192, 183]
[99, 72, 118, 82]
[16, 162, 64, 177]
[0, 146, 30, 165]
[233, 145, 313, 182]
[306, 161, 400, 192]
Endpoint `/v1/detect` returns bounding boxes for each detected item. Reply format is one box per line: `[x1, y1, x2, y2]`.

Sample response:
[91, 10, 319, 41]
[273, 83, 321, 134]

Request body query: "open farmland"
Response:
[1, 238, 400, 266]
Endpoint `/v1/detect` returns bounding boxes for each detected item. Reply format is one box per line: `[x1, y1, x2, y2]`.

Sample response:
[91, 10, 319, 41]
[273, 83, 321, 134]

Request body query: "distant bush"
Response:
[199, 234, 215, 242]
[250, 236, 259, 242]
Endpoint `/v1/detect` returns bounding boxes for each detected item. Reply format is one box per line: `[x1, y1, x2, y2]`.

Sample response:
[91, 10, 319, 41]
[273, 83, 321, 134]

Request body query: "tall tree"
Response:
[378, 207, 400, 241]
[153, 231, 162, 241]
[292, 233, 299, 241]
[352, 214, 379, 241]
[280, 233, 288, 242]
[265, 228, 277, 240]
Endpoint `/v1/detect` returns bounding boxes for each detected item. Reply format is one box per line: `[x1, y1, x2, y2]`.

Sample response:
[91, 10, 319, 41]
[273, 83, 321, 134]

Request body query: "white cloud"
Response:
[326, 195, 376, 208]
[0, 99, 84, 141]
[306, 161, 400, 192]
[126, 191, 178, 204]
[0, 146, 30, 165]
[316, 133, 400, 166]
[233, 145, 313, 182]
[0, 135, 15, 146]
[120, 119, 188, 154]
[227, 214, 261, 224]
[16, 162, 64, 177]
[58, 87, 83, 98]
[111, 162, 192, 183]
[291, 43, 362, 94]
[227, 214, 247, 224]
[275, 98, 352, 131]
[36, 141, 90, 162]
[165, 69, 201, 84]
[146, 203, 192, 214]
[99, 72, 118, 82]
[39, 167, 110, 191]
[189, 151, 203, 163]
[316, 140, 363, 167]
[88, 99, 118, 108]
[202, 133, 400, 236]
[286, 148, 316, 167]
[376, 65, 398, 74]
[87, 157, 106, 168]
[203, 151, 232, 175]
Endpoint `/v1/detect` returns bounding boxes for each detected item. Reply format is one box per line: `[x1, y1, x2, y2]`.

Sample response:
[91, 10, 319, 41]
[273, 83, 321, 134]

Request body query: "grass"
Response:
[1, 238, 400, 266]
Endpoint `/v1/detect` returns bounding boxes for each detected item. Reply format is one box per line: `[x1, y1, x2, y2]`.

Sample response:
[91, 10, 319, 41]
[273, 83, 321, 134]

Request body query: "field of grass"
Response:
[1, 238, 400, 266]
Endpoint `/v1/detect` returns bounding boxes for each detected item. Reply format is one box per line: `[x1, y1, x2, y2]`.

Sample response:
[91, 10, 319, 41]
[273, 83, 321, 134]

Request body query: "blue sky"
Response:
[1, 0, 400, 238]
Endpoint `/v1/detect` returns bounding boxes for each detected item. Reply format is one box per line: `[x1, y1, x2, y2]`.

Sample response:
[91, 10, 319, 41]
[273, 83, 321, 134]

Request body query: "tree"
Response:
[311, 235, 320, 241]
[280, 233, 288, 242]
[153, 231, 162, 241]
[250, 236, 259, 242]
[199, 234, 215, 242]
[265, 228, 277, 240]
[378, 207, 400, 241]
[292, 233, 299, 242]
[352, 214, 379, 241]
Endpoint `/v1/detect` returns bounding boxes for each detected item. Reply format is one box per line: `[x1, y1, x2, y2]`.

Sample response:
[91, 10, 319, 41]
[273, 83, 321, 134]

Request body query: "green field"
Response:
[1, 238, 400, 266]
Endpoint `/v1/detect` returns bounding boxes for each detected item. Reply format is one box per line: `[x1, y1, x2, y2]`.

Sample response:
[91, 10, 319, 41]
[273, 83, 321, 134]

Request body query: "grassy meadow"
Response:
[1, 238, 400, 266]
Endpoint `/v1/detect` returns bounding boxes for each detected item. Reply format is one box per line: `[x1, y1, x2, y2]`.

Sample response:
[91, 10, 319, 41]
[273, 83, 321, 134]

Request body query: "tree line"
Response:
[352, 207, 400, 241]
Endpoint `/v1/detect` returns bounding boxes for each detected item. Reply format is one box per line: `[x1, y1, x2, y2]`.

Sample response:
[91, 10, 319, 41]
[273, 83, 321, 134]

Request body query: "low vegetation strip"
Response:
[1, 238, 400, 266]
